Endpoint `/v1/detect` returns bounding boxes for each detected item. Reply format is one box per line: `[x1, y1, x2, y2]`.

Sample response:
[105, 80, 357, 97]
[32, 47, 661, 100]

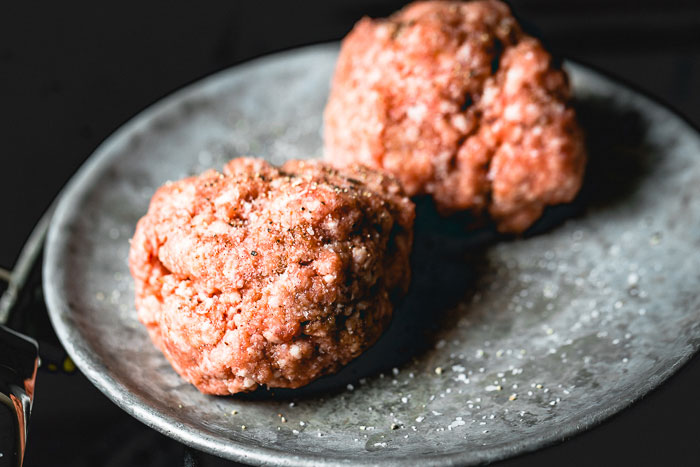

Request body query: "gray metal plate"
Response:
[43, 43, 700, 466]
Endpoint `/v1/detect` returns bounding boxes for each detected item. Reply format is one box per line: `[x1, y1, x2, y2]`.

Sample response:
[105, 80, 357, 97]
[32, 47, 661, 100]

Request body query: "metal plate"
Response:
[43, 43, 700, 466]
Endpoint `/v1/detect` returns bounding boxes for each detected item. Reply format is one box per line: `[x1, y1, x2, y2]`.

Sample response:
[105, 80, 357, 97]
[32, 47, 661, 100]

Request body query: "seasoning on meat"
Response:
[129, 158, 414, 395]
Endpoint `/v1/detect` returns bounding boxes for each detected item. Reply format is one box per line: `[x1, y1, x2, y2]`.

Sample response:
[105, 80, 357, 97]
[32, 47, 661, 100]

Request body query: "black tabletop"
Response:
[2, 1, 699, 466]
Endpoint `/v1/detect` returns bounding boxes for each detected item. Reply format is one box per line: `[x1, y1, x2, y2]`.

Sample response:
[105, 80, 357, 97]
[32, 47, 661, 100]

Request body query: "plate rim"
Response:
[42, 42, 700, 466]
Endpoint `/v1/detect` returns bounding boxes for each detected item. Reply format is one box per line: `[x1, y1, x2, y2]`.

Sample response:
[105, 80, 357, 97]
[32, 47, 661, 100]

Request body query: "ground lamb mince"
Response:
[324, 0, 586, 233]
[129, 158, 414, 395]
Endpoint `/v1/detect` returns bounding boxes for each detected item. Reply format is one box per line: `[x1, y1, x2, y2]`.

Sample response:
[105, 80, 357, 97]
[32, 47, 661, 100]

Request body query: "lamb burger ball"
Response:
[324, 0, 586, 233]
[129, 158, 414, 395]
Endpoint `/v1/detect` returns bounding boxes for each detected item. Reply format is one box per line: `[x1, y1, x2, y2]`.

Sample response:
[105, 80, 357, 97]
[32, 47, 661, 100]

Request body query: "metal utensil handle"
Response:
[0, 209, 51, 467]
[0, 325, 38, 467]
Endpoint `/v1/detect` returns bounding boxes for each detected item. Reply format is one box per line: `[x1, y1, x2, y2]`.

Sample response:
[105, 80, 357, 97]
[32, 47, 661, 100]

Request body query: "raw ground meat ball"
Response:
[324, 0, 587, 233]
[129, 158, 414, 395]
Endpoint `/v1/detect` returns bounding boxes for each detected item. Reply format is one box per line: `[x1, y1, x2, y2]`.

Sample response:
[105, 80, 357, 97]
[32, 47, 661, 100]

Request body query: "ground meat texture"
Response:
[128, 158, 414, 395]
[324, 0, 586, 233]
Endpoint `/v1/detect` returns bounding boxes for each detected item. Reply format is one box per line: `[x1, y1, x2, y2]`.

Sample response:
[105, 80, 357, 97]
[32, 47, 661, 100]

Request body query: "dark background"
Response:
[2, 1, 699, 465]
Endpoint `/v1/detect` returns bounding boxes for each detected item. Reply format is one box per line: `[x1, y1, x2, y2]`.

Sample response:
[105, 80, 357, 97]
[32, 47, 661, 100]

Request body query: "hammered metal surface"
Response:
[44, 44, 700, 466]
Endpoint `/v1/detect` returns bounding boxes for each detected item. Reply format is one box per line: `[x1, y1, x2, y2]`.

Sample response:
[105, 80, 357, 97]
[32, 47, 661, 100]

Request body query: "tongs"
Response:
[0, 326, 37, 467]
[0, 215, 47, 467]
